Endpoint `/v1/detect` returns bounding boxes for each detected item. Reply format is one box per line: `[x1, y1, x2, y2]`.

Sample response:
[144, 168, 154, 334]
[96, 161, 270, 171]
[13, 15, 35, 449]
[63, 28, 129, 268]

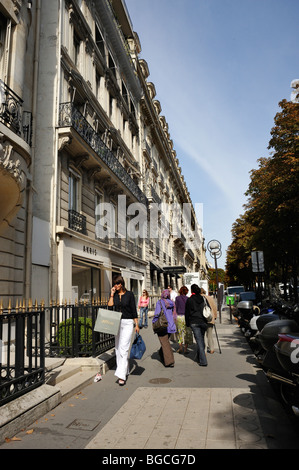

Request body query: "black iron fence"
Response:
[0, 306, 45, 407]
[46, 301, 115, 358]
[0, 301, 115, 407]
[0, 79, 32, 146]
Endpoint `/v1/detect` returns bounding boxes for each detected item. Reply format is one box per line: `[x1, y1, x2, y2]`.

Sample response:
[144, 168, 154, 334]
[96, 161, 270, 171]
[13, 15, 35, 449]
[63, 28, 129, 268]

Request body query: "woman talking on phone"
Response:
[108, 275, 139, 386]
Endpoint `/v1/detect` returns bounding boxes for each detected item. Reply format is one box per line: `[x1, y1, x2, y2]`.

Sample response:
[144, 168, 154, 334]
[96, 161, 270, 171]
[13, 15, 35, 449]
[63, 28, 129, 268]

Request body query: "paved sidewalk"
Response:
[1, 306, 299, 449]
[85, 387, 268, 449]
[85, 308, 299, 450]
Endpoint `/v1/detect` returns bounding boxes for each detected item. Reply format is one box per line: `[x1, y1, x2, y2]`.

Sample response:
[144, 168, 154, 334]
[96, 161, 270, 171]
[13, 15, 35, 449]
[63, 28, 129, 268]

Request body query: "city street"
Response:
[1, 308, 299, 450]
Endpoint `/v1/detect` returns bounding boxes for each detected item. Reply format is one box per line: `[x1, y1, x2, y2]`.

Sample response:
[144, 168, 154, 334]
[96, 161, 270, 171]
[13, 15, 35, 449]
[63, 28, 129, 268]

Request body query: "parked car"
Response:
[226, 286, 245, 306]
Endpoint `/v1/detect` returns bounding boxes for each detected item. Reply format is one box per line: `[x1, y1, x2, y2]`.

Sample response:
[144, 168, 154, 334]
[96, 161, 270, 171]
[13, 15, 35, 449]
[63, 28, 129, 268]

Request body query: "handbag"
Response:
[130, 333, 146, 359]
[152, 300, 168, 335]
[202, 297, 213, 323]
[94, 307, 122, 335]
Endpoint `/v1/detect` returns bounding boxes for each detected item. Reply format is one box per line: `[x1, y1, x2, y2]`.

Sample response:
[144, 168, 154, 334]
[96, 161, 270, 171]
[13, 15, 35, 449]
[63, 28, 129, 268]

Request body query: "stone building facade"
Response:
[0, 0, 35, 306]
[0, 0, 208, 308]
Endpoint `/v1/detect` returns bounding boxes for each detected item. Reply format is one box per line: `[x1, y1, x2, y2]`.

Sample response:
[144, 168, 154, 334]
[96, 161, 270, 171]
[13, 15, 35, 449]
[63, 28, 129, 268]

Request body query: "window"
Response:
[0, 12, 11, 82]
[95, 24, 105, 58]
[95, 190, 103, 227]
[122, 81, 129, 107]
[69, 170, 80, 211]
[96, 73, 102, 101]
[108, 52, 116, 79]
[74, 31, 81, 67]
[109, 93, 113, 120]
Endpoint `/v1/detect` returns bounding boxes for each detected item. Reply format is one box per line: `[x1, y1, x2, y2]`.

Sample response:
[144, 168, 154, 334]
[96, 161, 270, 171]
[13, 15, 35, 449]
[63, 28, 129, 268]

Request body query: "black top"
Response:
[185, 294, 207, 328]
[110, 290, 137, 320]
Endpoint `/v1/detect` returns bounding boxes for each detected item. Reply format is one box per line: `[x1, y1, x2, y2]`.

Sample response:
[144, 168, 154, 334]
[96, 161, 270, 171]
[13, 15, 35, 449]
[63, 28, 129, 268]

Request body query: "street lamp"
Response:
[207, 240, 222, 323]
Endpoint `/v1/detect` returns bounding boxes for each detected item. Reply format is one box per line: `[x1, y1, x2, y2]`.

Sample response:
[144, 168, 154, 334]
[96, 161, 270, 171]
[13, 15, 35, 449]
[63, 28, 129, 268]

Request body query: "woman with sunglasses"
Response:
[138, 289, 149, 328]
[108, 275, 139, 386]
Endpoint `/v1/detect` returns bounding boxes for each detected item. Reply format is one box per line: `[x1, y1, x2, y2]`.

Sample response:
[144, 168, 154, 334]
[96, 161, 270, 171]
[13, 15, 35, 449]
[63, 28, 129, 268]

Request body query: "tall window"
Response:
[95, 190, 103, 229]
[0, 12, 11, 83]
[95, 24, 105, 58]
[69, 170, 80, 212]
[74, 31, 81, 68]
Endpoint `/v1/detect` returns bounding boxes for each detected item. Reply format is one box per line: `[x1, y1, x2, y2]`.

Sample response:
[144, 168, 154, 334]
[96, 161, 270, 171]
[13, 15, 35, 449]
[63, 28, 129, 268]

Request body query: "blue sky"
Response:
[125, 0, 299, 269]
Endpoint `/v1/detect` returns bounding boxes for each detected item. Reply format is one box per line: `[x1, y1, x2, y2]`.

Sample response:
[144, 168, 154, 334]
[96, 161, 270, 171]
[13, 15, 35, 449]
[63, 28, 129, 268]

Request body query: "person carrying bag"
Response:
[108, 275, 139, 386]
[152, 290, 176, 367]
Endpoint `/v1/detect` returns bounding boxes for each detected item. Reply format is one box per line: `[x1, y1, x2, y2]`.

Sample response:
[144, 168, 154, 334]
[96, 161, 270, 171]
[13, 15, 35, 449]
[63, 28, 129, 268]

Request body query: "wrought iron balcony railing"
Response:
[0, 79, 32, 146]
[59, 102, 147, 206]
[68, 209, 87, 235]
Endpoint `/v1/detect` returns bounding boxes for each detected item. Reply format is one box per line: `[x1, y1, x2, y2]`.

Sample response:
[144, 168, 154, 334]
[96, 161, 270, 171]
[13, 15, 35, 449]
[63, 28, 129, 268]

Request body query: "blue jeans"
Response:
[139, 307, 148, 327]
[190, 324, 207, 366]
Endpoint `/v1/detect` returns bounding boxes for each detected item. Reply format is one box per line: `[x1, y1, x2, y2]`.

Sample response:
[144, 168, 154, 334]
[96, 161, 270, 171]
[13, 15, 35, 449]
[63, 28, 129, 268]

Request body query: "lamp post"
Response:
[207, 240, 222, 323]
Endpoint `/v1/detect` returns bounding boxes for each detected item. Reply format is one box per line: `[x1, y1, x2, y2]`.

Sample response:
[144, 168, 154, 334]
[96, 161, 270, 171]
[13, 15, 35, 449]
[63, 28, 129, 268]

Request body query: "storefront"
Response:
[56, 232, 146, 304]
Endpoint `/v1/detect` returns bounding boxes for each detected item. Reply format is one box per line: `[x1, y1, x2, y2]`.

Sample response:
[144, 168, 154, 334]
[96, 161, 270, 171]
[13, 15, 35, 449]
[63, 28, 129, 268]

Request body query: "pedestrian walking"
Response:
[201, 288, 217, 354]
[108, 275, 139, 386]
[185, 284, 208, 366]
[138, 289, 149, 328]
[175, 286, 193, 354]
[168, 284, 178, 302]
[153, 289, 176, 367]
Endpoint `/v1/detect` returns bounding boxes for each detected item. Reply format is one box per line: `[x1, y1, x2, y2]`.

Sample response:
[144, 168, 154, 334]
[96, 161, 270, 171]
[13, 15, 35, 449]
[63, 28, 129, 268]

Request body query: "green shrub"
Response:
[58, 317, 93, 355]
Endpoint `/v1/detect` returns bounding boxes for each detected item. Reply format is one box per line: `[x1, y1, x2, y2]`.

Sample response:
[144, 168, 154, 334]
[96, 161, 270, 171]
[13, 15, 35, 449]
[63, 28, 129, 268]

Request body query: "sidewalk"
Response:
[85, 309, 299, 450]
[1, 306, 299, 449]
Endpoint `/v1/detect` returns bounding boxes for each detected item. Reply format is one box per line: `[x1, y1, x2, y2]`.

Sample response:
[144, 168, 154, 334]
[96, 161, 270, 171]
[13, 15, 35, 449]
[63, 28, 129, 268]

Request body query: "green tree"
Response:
[227, 99, 299, 300]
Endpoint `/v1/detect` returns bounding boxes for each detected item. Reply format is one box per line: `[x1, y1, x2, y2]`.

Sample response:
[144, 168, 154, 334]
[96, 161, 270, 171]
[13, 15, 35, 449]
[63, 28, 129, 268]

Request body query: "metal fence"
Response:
[0, 306, 45, 407]
[0, 301, 115, 407]
[46, 301, 115, 358]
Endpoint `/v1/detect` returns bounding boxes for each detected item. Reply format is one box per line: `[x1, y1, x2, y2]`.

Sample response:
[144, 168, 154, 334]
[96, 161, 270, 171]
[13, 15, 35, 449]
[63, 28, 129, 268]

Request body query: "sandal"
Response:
[118, 379, 126, 386]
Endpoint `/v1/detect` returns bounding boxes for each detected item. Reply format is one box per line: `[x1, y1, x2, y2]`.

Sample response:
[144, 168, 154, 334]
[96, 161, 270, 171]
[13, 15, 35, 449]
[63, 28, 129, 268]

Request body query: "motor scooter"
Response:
[274, 328, 299, 416]
[236, 300, 260, 337]
[249, 302, 296, 359]
[249, 309, 278, 357]
[257, 310, 299, 416]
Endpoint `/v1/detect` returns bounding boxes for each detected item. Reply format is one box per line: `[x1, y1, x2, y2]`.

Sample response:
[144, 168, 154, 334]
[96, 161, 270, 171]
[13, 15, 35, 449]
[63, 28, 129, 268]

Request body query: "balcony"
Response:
[0, 80, 32, 146]
[59, 103, 147, 206]
[68, 210, 87, 235]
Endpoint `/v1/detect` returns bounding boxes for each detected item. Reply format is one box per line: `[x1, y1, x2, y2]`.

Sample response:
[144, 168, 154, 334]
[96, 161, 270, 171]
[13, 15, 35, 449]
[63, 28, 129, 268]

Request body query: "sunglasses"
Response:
[114, 282, 122, 286]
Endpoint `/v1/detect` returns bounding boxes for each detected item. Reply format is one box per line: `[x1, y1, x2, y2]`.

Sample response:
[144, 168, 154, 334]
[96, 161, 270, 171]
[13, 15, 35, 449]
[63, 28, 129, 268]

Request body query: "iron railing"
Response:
[0, 79, 32, 146]
[0, 301, 115, 407]
[68, 209, 87, 235]
[0, 307, 45, 407]
[46, 302, 115, 359]
[58, 102, 147, 205]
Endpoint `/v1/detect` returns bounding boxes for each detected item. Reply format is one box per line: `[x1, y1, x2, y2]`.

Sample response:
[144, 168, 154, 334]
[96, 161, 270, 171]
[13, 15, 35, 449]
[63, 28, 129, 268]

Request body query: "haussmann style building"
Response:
[0, 0, 208, 311]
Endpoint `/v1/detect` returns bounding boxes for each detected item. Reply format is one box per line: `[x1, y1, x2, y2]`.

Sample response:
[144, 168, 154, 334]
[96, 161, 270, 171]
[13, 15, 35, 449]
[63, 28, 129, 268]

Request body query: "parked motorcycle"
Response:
[247, 301, 294, 356]
[249, 309, 278, 357]
[236, 297, 260, 337]
[257, 304, 299, 416]
[274, 329, 299, 416]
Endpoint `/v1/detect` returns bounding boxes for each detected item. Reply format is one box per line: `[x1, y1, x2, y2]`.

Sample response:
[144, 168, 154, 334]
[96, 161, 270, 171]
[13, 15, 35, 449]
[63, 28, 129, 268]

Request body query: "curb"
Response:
[0, 349, 116, 442]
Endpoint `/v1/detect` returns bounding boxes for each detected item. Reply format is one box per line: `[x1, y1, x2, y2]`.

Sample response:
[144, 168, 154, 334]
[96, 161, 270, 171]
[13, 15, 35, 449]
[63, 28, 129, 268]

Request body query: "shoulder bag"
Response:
[202, 297, 213, 323]
[152, 300, 168, 335]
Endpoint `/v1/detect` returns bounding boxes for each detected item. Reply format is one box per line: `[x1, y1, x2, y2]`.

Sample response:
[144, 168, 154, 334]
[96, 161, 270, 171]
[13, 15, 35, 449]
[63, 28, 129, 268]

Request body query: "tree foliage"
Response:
[226, 100, 299, 295]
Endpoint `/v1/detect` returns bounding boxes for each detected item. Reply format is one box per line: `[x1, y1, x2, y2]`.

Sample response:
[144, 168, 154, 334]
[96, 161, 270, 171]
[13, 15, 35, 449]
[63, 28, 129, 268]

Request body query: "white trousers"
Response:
[114, 319, 134, 381]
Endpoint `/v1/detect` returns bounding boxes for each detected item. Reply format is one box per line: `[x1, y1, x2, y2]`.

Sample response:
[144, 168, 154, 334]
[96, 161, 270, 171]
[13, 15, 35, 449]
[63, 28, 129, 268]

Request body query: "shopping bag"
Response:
[94, 308, 122, 335]
[130, 334, 146, 360]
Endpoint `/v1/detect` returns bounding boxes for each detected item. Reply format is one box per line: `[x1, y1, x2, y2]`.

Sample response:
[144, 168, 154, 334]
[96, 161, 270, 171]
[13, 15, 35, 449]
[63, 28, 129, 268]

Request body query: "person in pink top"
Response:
[138, 289, 150, 328]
